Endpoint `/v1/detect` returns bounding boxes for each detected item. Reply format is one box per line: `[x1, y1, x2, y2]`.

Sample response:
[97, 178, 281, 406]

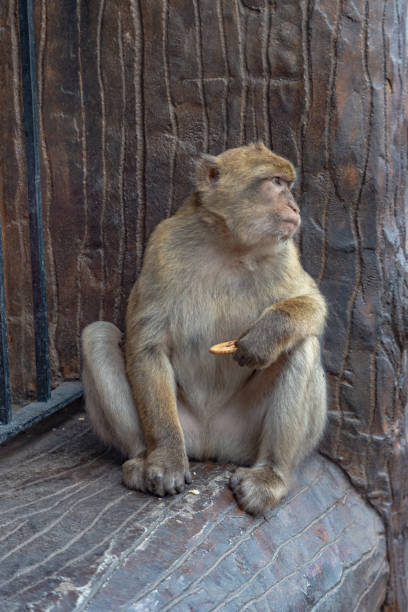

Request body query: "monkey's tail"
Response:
[81, 321, 144, 457]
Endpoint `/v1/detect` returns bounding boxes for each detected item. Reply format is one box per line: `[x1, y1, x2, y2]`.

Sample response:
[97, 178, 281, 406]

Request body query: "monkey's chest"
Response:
[173, 271, 269, 349]
[169, 272, 272, 410]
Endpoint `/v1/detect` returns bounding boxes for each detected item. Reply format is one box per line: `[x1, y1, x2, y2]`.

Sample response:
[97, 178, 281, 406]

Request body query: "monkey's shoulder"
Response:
[138, 217, 208, 290]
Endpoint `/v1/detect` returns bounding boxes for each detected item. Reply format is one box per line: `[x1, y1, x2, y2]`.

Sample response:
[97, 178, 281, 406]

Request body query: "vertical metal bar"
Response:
[0, 214, 11, 425]
[18, 0, 51, 402]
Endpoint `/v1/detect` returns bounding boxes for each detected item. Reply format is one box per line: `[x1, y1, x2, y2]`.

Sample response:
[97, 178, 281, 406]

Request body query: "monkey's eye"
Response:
[271, 177, 283, 186]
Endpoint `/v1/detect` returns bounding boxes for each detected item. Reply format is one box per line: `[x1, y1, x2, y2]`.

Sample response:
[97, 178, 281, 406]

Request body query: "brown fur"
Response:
[81, 143, 327, 515]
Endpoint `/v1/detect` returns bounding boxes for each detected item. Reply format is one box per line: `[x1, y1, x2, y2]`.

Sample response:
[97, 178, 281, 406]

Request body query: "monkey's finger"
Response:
[233, 351, 250, 367]
[165, 479, 177, 496]
[146, 469, 165, 497]
[185, 470, 192, 484]
[209, 340, 237, 355]
[174, 475, 186, 494]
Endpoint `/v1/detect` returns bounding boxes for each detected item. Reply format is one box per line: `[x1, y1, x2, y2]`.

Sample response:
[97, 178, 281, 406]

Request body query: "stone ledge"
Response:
[0, 407, 388, 611]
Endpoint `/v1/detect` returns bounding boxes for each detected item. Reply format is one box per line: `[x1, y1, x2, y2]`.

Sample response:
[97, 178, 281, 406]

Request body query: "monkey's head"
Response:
[195, 143, 300, 248]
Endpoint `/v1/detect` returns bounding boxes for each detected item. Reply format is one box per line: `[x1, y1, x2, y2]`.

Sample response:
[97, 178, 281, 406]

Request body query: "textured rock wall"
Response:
[0, 0, 407, 607]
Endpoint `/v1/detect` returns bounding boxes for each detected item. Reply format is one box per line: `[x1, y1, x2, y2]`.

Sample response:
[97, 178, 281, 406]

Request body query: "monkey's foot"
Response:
[122, 456, 146, 492]
[229, 465, 288, 515]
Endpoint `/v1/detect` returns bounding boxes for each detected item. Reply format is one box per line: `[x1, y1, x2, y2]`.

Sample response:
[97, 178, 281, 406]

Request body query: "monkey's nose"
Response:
[287, 200, 299, 214]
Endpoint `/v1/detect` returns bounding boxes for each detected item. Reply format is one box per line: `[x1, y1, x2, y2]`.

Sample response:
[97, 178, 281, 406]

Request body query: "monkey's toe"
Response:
[122, 457, 146, 492]
[229, 466, 288, 515]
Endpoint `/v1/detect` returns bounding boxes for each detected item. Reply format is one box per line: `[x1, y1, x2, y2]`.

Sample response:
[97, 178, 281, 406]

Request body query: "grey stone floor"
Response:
[0, 402, 388, 611]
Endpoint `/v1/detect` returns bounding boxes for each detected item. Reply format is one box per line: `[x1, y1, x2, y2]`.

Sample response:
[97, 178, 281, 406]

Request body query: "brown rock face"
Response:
[1, 1, 407, 608]
[0, 411, 389, 611]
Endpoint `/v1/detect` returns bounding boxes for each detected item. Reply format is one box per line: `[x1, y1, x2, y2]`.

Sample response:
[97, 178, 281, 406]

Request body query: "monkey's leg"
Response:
[81, 322, 146, 490]
[230, 336, 326, 515]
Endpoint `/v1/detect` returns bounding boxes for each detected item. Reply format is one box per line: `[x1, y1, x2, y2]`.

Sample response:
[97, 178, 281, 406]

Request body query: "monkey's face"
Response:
[196, 143, 300, 248]
[251, 176, 300, 241]
[220, 175, 300, 248]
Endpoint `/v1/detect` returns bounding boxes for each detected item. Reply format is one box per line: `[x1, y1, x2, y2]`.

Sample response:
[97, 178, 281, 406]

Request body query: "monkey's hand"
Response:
[144, 447, 192, 497]
[233, 310, 288, 369]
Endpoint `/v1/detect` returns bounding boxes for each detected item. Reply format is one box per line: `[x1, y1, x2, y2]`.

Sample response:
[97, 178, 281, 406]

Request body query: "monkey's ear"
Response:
[195, 154, 220, 192]
[254, 141, 267, 152]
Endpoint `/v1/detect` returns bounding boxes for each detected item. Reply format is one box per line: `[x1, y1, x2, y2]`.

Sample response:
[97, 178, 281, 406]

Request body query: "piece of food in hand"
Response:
[209, 340, 237, 355]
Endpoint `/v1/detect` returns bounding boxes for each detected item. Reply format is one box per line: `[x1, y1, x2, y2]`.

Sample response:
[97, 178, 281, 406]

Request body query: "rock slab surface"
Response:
[0, 407, 387, 611]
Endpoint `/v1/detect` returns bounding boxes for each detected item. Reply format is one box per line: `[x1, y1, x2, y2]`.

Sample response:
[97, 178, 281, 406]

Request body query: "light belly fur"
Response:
[170, 306, 269, 465]
[167, 259, 283, 463]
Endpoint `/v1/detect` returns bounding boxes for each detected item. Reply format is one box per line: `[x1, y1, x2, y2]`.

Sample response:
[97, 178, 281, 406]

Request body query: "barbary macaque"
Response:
[81, 142, 327, 515]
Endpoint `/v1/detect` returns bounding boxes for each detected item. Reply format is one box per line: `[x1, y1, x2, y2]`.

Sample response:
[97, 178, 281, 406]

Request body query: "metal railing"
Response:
[0, 0, 82, 443]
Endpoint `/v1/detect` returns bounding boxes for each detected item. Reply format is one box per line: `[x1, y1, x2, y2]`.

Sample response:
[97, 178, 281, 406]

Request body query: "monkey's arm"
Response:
[234, 293, 327, 369]
[126, 344, 181, 447]
[125, 334, 191, 495]
[125, 257, 191, 496]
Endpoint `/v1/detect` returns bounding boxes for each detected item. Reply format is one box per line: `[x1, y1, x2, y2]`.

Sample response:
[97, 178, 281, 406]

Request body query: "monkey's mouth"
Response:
[281, 217, 300, 230]
[279, 217, 300, 239]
